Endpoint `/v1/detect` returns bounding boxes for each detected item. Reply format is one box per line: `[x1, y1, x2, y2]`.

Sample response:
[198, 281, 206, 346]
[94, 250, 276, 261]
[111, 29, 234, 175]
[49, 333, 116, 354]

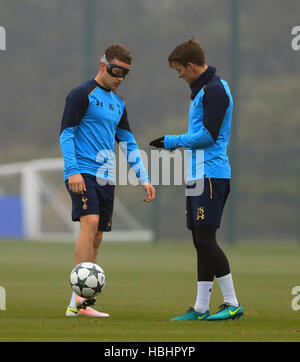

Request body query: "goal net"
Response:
[0, 158, 153, 242]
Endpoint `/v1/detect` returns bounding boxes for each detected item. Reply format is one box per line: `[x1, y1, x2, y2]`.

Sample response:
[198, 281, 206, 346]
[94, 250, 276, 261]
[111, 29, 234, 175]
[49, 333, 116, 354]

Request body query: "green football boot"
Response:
[207, 303, 243, 321]
[170, 307, 210, 321]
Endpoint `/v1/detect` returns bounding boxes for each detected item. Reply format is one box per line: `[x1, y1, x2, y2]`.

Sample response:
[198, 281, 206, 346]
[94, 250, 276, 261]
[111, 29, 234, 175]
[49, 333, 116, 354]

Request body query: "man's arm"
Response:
[163, 125, 214, 150]
[116, 107, 149, 185]
[59, 87, 89, 194]
[60, 127, 80, 176]
[116, 107, 155, 201]
[151, 84, 229, 150]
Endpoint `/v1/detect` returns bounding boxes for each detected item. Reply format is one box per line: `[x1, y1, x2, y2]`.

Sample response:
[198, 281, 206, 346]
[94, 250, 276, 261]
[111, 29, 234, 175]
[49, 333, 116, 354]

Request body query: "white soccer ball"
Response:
[70, 262, 106, 298]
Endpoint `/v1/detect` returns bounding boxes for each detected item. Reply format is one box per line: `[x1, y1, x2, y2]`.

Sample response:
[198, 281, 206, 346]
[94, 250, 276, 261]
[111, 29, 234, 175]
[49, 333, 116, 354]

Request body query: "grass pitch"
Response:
[0, 239, 300, 342]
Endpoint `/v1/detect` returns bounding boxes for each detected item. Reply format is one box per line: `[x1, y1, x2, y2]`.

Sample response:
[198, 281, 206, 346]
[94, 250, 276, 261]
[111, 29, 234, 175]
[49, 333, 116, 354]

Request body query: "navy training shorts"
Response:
[186, 177, 230, 229]
[65, 173, 115, 232]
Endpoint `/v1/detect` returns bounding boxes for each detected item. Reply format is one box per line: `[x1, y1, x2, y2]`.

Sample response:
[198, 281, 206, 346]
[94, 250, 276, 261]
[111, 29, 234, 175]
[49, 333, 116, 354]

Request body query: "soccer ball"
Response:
[70, 262, 106, 298]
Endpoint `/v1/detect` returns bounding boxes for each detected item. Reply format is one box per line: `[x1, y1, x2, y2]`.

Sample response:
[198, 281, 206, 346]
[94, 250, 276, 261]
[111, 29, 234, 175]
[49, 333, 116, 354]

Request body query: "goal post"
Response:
[0, 158, 153, 242]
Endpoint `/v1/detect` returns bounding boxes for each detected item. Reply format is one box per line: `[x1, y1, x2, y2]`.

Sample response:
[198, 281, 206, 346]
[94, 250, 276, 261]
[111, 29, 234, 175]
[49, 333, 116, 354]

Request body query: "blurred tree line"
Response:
[0, 0, 299, 241]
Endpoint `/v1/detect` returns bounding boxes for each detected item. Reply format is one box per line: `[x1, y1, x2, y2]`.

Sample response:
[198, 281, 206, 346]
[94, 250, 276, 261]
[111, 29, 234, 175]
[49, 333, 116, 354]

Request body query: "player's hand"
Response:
[142, 182, 156, 202]
[68, 174, 87, 195]
[149, 136, 165, 149]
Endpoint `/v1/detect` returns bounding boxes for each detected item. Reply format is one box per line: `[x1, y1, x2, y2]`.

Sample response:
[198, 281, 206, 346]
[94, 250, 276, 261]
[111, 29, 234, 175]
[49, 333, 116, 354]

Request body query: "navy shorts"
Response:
[186, 178, 230, 230]
[65, 173, 115, 232]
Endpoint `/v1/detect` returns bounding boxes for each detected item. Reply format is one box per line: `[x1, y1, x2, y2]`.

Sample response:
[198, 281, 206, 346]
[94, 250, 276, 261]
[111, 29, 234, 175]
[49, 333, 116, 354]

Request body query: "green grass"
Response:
[0, 240, 300, 342]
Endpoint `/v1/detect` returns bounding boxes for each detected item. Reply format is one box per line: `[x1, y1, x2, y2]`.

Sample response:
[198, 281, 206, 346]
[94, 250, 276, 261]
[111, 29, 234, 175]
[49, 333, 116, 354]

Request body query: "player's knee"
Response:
[192, 226, 216, 252]
[194, 238, 210, 253]
[80, 214, 99, 234]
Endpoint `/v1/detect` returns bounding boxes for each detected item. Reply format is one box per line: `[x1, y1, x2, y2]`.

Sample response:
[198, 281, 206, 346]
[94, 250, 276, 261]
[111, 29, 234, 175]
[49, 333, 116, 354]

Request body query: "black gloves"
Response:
[149, 136, 165, 149]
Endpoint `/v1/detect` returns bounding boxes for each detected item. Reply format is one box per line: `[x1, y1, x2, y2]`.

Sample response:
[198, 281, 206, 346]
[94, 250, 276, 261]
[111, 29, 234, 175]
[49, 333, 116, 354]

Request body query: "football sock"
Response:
[216, 273, 239, 307]
[69, 292, 77, 308]
[194, 281, 213, 313]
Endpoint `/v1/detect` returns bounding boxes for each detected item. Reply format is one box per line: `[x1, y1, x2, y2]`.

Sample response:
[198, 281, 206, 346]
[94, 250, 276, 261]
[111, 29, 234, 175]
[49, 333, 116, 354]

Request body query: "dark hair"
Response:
[168, 38, 206, 68]
[105, 44, 132, 65]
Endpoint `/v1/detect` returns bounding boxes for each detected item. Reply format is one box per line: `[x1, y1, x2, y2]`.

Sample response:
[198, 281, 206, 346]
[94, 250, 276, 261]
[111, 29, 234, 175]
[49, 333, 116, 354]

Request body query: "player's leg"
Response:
[192, 225, 243, 320]
[171, 230, 213, 321]
[65, 173, 102, 265]
[68, 182, 115, 317]
[92, 231, 103, 263]
[192, 227, 214, 315]
[171, 185, 213, 321]
[193, 225, 230, 280]
[202, 179, 243, 320]
[67, 227, 109, 317]
[65, 174, 109, 316]
[171, 178, 242, 321]
[68, 214, 100, 314]
[67, 225, 109, 317]
[75, 214, 99, 264]
[189, 225, 232, 318]
[193, 225, 236, 303]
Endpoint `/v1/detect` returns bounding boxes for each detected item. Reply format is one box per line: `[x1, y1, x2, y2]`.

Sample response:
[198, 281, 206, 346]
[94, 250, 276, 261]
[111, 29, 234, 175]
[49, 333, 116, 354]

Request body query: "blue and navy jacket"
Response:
[60, 79, 149, 184]
[164, 66, 233, 180]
